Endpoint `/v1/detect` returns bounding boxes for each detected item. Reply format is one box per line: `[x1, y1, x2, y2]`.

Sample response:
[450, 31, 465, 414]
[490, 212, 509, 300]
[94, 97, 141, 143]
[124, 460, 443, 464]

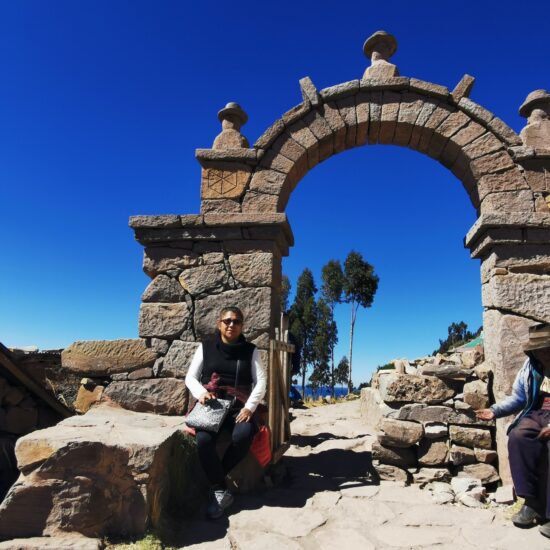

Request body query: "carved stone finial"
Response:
[213, 102, 249, 150]
[362, 31, 399, 80]
[519, 89, 550, 148]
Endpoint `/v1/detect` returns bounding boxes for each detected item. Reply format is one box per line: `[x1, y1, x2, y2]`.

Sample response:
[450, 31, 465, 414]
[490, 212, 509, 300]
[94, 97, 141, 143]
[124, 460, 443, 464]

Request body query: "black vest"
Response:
[201, 336, 255, 387]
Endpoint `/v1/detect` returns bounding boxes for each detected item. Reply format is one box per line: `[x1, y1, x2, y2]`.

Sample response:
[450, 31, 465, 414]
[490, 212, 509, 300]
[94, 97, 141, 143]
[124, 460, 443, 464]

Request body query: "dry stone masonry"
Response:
[362, 344, 502, 505]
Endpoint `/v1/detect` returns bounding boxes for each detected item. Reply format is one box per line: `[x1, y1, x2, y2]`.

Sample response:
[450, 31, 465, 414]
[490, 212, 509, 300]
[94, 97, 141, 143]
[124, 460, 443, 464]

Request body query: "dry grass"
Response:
[105, 533, 174, 550]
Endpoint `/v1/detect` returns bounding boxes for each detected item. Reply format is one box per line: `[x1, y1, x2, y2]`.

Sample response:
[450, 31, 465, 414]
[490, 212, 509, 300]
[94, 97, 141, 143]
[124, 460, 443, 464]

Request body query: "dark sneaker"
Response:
[512, 504, 541, 527]
[539, 522, 550, 538]
[205, 488, 234, 519]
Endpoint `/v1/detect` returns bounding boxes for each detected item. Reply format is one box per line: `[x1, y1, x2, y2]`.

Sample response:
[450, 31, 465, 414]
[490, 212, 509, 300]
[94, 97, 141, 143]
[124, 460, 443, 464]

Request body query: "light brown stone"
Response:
[451, 74, 475, 102]
[449, 444, 477, 465]
[62, 339, 158, 376]
[464, 132, 505, 160]
[470, 150, 516, 178]
[142, 274, 186, 303]
[377, 418, 424, 448]
[178, 264, 228, 296]
[449, 425, 492, 449]
[462, 379, 490, 410]
[201, 166, 251, 199]
[460, 463, 500, 484]
[378, 91, 401, 144]
[138, 302, 191, 339]
[474, 448, 498, 463]
[200, 198, 241, 214]
[417, 439, 449, 466]
[374, 463, 410, 483]
[480, 189, 535, 213]
[378, 374, 455, 405]
[372, 441, 416, 467]
[162, 340, 200, 378]
[228, 253, 274, 287]
[398, 404, 493, 427]
[412, 467, 451, 485]
[104, 378, 188, 415]
[143, 247, 197, 277]
[74, 385, 104, 414]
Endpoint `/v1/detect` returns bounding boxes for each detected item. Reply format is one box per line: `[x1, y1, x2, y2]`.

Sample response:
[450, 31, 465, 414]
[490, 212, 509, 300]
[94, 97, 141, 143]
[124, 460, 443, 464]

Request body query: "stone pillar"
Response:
[465, 212, 550, 483]
[130, 213, 293, 377]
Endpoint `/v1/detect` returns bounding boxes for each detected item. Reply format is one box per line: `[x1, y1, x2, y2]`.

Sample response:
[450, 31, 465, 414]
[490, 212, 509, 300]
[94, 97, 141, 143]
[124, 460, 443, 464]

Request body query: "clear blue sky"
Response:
[1, 1, 548, 384]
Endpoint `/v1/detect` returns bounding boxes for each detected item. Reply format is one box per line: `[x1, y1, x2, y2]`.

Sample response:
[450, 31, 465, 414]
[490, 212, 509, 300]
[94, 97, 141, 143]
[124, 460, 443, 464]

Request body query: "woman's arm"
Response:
[184, 345, 210, 401]
[490, 359, 530, 418]
[243, 348, 267, 413]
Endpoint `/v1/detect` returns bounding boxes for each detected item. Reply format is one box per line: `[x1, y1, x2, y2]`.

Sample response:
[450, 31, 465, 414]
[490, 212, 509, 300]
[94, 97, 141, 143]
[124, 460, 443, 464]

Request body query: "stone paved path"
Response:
[172, 400, 550, 549]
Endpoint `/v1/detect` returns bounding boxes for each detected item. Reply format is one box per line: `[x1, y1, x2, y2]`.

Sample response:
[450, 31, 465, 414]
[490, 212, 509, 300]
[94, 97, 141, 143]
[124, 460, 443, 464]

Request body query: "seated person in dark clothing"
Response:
[476, 323, 550, 538]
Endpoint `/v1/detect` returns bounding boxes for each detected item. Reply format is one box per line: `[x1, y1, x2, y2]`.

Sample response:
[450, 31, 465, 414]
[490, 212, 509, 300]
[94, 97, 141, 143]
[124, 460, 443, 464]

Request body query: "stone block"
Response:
[163, 340, 200, 378]
[463, 132, 504, 160]
[424, 423, 448, 439]
[241, 191, 280, 212]
[412, 467, 451, 486]
[194, 287, 273, 342]
[371, 441, 416, 467]
[374, 463, 410, 483]
[366, 91, 383, 144]
[398, 404, 493, 427]
[287, 119, 319, 169]
[74, 385, 104, 414]
[393, 93, 424, 146]
[142, 274, 187, 303]
[127, 367, 153, 380]
[149, 338, 170, 354]
[143, 247, 197, 278]
[62, 339, 158, 376]
[300, 110, 334, 161]
[138, 302, 191, 339]
[408, 101, 438, 149]
[360, 387, 395, 427]
[451, 74, 475, 102]
[299, 76, 320, 106]
[104, 378, 188, 415]
[474, 448, 497, 463]
[318, 102, 346, 153]
[336, 95, 357, 149]
[319, 80, 359, 101]
[378, 91, 401, 144]
[482, 272, 550, 322]
[470, 150, 516, 179]
[0, 535, 103, 549]
[408, 79, 449, 99]
[462, 379, 490, 410]
[449, 444, 476, 465]
[355, 92, 370, 146]
[460, 346, 484, 367]
[459, 463, 500, 484]
[228, 253, 274, 287]
[449, 425, 492, 450]
[200, 198, 241, 214]
[254, 118, 285, 150]
[201, 166, 251, 200]
[178, 264, 228, 296]
[418, 363, 472, 380]
[378, 373, 455, 405]
[480, 189, 535, 213]
[417, 439, 449, 466]
[2, 405, 203, 539]
[377, 418, 424, 448]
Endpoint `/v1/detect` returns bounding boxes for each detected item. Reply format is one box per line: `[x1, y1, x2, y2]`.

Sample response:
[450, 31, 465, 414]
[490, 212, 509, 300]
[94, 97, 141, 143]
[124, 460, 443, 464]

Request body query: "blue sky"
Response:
[1, 1, 548, 384]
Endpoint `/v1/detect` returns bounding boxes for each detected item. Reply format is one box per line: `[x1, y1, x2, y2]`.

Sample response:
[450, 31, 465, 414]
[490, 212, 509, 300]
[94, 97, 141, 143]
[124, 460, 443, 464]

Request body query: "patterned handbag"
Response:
[185, 360, 241, 433]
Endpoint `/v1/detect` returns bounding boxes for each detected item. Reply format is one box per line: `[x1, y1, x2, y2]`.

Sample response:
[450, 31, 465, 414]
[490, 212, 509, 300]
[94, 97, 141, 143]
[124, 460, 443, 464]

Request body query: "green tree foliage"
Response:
[320, 260, 344, 397]
[334, 356, 350, 388]
[310, 298, 337, 397]
[433, 321, 482, 355]
[280, 274, 291, 313]
[342, 251, 379, 392]
[288, 268, 318, 395]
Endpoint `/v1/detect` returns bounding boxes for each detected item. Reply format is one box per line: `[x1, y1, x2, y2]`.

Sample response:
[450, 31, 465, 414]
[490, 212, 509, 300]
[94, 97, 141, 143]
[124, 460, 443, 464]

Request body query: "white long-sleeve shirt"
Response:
[185, 345, 267, 412]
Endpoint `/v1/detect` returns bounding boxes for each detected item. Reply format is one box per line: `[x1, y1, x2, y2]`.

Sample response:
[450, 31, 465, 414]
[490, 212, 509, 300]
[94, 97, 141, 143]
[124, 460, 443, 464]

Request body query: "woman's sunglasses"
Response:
[220, 318, 243, 326]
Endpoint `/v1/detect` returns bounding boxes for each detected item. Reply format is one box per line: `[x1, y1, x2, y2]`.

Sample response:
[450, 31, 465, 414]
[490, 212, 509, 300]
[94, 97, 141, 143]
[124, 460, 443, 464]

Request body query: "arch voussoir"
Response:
[393, 92, 425, 146]
[335, 95, 358, 149]
[378, 91, 401, 144]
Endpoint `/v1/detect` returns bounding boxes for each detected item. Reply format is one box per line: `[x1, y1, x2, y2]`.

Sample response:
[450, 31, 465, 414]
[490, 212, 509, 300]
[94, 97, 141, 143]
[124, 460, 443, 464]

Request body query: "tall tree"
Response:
[321, 260, 344, 398]
[288, 269, 318, 395]
[280, 274, 291, 313]
[311, 298, 337, 398]
[343, 251, 379, 393]
[334, 356, 350, 390]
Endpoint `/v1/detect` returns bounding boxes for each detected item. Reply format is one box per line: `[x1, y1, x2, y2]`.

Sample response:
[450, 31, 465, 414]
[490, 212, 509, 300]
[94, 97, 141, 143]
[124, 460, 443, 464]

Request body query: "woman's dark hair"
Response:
[218, 306, 244, 322]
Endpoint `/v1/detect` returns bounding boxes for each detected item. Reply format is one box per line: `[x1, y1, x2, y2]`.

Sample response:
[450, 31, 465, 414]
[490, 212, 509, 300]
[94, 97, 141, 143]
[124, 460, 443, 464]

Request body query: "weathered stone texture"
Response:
[61, 339, 158, 376]
[201, 166, 251, 200]
[372, 441, 416, 467]
[178, 264, 228, 296]
[138, 302, 191, 339]
[104, 378, 188, 415]
[142, 274, 186, 302]
[143, 247, 197, 277]
[162, 340, 200, 378]
[480, 189, 535, 213]
[449, 425, 492, 450]
[462, 379, 490, 410]
[459, 463, 500, 484]
[228, 253, 275, 287]
[374, 463, 410, 483]
[377, 418, 424, 448]
[398, 404, 492, 427]
[378, 374, 455, 405]
[418, 439, 449, 466]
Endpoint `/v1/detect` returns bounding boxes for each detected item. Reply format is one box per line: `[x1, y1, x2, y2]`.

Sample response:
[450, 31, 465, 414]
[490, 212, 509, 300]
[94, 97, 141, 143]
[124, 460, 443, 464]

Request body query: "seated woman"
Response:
[476, 323, 550, 538]
[185, 306, 267, 519]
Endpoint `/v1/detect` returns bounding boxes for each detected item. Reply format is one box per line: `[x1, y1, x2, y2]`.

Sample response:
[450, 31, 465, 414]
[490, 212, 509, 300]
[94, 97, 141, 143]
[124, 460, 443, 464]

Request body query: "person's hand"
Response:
[537, 427, 550, 440]
[199, 391, 216, 405]
[236, 408, 252, 423]
[475, 408, 495, 421]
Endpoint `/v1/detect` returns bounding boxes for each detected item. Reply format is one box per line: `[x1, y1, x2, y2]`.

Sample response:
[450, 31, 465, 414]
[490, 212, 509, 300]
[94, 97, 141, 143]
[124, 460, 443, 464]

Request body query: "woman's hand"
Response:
[475, 408, 495, 421]
[537, 427, 550, 440]
[199, 391, 216, 405]
[236, 407, 252, 423]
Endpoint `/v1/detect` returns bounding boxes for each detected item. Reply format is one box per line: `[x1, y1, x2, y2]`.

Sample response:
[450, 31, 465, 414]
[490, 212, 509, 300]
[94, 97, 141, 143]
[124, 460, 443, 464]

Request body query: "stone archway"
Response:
[131, 32, 550, 482]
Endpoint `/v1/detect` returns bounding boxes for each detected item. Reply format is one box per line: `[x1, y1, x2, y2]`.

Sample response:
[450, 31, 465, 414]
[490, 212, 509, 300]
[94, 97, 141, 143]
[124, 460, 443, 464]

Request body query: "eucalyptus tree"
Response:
[311, 298, 337, 398]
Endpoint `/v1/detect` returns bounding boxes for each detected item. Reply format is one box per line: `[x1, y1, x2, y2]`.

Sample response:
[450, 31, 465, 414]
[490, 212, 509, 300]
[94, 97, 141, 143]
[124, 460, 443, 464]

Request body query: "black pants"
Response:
[195, 411, 257, 488]
[508, 409, 550, 517]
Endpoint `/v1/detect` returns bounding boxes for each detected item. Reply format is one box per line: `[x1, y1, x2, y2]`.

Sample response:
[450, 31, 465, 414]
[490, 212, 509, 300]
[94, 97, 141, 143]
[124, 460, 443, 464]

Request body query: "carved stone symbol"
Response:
[207, 169, 238, 195]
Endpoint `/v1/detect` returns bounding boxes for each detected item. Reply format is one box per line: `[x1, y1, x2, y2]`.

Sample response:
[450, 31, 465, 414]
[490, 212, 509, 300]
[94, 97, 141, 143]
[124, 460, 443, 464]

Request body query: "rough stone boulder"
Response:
[417, 439, 449, 466]
[397, 404, 493, 427]
[459, 463, 500, 484]
[462, 379, 490, 410]
[371, 441, 416, 467]
[377, 418, 424, 448]
[418, 363, 472, 380]
[449, 425, 492, 450]
[103, 378, 188, 415]
[378, 374, 455, 405]
[61, 339, 158, 376]
[0, 404, 205, 540]
[360, 387, 395, 427]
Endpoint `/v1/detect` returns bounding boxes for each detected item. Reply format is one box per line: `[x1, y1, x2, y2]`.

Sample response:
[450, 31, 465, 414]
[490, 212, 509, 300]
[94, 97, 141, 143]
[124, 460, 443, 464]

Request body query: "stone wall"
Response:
[363, 345, 501, 498]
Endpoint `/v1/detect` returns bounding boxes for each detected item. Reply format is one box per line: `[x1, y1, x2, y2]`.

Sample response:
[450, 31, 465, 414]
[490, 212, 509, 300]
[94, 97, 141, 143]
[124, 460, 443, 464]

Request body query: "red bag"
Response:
[250, 425, 272, 467]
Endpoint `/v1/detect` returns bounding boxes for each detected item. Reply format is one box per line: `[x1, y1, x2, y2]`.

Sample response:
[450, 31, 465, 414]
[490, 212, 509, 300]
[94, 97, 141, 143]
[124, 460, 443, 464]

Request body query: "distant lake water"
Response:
[299, 386, 350, 399]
